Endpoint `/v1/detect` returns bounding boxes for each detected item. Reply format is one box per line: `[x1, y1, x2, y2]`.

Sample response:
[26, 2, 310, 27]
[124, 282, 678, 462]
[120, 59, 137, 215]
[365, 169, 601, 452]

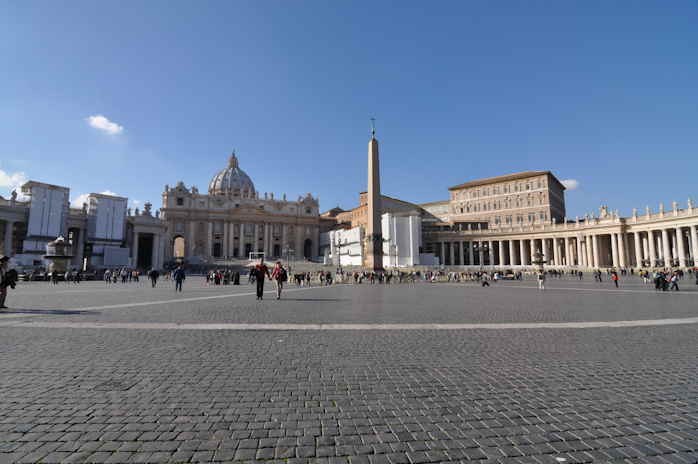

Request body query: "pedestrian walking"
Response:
[173, 265, 186, 292]
[611, 271, 619, 288]
[537, 270, 546, 290]
[0, 255, 17, 309]
[149, 268, 160, 288]
[670, 272, 680, 291]
[253, 259, 271, 300]
[270, 261, 287, 300]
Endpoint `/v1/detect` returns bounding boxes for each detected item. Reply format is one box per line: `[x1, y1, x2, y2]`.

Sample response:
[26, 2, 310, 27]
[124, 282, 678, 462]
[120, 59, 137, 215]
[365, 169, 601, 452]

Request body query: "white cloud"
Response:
[71, 193, 90, 208]
[561, 179, 579, 191]
[70, 190, 120, 208]
[0, 169, 28, 199]
[86, 115, 124, 135]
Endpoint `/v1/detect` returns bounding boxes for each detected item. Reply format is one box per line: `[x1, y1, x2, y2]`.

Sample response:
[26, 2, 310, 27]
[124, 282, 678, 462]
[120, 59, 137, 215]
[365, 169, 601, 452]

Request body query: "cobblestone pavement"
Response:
[2, 276, 698, 463]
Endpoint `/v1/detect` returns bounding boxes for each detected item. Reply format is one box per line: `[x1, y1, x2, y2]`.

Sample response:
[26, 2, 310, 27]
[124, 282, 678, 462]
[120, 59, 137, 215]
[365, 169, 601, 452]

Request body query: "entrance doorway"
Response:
[303, 239, 313, 259]
[137, 234, 154, 270]
[173, 236, 185, 258]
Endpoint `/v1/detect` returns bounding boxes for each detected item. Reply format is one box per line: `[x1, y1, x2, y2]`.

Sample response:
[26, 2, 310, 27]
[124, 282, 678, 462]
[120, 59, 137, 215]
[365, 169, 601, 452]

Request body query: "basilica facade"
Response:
[160, 153, 323, 264]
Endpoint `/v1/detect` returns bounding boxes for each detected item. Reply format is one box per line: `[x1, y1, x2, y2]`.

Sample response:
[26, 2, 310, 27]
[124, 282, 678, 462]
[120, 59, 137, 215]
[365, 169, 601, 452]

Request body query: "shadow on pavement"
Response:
[280, 298, 351, 302]
[0, 308, 91, 315]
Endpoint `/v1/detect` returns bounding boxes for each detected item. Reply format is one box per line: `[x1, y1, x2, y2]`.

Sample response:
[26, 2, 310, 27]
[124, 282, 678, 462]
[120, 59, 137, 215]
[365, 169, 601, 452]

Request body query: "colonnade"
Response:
[433, 224, 698, 269]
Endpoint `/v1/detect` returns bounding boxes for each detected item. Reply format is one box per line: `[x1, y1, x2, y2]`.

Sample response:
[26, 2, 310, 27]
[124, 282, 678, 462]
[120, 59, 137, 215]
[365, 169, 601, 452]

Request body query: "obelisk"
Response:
[366, 120, 383, 270]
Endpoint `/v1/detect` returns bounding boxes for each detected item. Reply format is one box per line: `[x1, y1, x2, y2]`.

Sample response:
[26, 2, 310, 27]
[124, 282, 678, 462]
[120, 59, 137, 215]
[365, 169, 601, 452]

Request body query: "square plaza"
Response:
[2, 276, 698, 463]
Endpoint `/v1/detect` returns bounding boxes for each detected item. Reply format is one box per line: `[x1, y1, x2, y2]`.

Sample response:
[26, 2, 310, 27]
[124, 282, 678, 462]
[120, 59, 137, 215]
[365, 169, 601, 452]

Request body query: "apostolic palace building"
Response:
[1, 141, 697, 271]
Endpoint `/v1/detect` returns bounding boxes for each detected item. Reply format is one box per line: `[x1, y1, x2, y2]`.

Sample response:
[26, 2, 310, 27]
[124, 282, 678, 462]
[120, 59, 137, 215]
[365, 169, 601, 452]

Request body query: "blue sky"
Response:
[2, 1, 697, 217]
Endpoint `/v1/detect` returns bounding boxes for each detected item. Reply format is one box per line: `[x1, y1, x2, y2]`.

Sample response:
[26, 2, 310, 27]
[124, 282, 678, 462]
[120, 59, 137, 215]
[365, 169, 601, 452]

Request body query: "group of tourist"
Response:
[103, 268, 141, 284]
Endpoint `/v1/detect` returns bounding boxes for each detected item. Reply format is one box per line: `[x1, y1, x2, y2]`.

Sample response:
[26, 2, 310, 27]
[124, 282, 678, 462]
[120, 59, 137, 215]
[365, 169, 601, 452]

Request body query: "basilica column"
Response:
[254, 224, 260, 254]
[661, 229, 671, 266]
[633, 231, 643, 267]
[542, 238, 550, 264]
[207, 222, 213, 259]
[223, 222, 229, 259]
[648, 231, 657, 267]
[677, 227, 687, 268]
[239, 223, 246, 259]
[691, 226, 698, 265]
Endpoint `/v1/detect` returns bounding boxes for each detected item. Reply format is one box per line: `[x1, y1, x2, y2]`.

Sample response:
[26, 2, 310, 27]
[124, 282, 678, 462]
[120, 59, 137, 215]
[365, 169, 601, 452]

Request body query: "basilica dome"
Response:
[208, 153, 255, 196]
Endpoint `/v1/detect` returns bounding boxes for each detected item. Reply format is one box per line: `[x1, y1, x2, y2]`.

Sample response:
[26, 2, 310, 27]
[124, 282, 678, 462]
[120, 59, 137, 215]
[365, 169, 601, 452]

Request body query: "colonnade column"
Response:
[661, 229, 671, 266]
[449, 242, 455, 266]
[151, 234, 159, 270]
[576, 236, 586, 266]
[592, 235, 599, 268]
[468, 241, 474, 266]
[563, 237, 570, 265]
[519, 240, 526, 266]
[459, 241, 464, 265]
[478, 241, 484, 266]
[610, 234, 619, 268]
[132, 232, 140, 268]
[488, 240, 494, 266]
[648, 231, 657, 267]
[499, 240, 506, 266]
[619, 233, 627, 267]
[542, 238, 549, 264]
[691, 226, 698, 265]
[633, 231, 642, 267]
[552, 238, 560, 266]
[677, 227, 687, 268]
[509, 240, 516, 266]
[440, 242, 445, 265]
[3, 221, 12, 256]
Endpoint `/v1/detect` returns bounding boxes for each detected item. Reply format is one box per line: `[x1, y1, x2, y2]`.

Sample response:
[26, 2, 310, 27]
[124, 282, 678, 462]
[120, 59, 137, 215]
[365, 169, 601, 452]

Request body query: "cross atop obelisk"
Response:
[365, 118, 383, 270]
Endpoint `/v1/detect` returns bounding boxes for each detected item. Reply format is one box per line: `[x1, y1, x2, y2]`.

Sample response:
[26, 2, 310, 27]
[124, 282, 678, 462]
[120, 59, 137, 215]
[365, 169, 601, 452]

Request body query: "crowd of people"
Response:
[1, 250, 698, 310]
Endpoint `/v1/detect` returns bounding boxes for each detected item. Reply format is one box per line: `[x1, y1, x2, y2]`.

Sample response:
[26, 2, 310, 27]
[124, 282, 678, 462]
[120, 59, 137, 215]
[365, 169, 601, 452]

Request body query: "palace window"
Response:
[540, 212, 546, 220]
[176, 198, 184, 206]
[516, 215, 523, 224]
[528, 213, 535, 222]
[505, 216, 512, 224]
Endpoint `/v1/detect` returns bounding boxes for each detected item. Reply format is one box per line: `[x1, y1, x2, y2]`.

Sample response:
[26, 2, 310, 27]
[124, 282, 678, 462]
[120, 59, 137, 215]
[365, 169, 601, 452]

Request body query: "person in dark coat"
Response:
[149, 268, 160, 288]
[253, 260, 271, 300]
[172, 266, 185, 292]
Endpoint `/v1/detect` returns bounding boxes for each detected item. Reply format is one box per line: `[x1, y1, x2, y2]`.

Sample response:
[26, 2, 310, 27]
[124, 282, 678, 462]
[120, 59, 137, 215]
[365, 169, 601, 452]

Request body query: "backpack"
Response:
[280, 268, 288, 282]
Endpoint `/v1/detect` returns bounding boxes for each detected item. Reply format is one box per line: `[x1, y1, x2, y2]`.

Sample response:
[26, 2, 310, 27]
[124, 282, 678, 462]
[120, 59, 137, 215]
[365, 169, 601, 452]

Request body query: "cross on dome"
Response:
[228, 151, 239, 168]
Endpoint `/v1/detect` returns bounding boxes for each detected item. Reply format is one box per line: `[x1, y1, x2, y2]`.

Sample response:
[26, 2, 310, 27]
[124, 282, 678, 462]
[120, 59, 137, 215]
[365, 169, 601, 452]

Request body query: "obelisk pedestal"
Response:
[365, 132, 383, 271]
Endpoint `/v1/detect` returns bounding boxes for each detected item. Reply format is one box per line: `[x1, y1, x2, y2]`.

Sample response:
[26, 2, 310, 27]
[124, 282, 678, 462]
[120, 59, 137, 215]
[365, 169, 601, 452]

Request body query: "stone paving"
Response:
[2, 276, 698, 463]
